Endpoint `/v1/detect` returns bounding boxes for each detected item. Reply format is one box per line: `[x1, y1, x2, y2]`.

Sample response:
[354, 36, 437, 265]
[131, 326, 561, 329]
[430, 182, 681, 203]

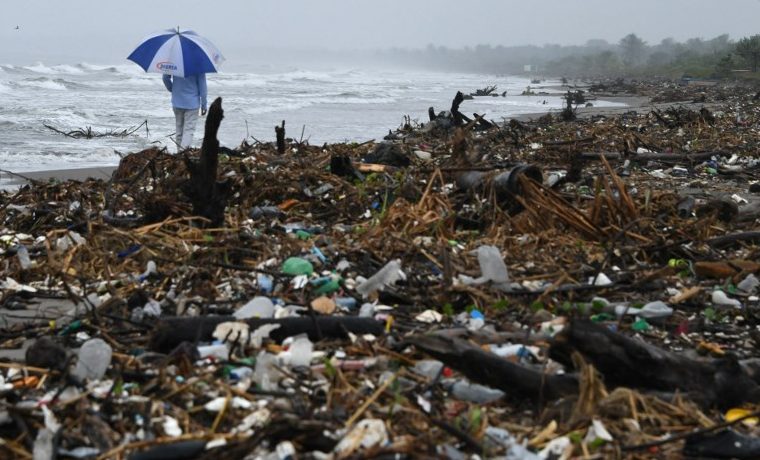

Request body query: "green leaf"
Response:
[492, 299, 510, 311]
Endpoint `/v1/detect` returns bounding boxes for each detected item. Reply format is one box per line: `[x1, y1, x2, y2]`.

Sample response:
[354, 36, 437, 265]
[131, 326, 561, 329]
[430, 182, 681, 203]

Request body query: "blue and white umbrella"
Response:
[127, 28, 224, 77]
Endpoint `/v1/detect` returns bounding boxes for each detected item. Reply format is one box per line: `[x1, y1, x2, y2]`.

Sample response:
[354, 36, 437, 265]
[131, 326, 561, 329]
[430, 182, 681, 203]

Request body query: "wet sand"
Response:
[0, 166, 116, 191]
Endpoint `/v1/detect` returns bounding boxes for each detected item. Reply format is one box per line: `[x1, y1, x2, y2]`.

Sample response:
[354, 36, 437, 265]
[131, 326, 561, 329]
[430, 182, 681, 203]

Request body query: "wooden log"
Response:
[149, 316, 384, 352]
[406, 334, 578, 402]
[549, 319, 760, 408]
[451, 91, 465, 127]
[275, 120, 286, 154]
[428, 107, 436, 122]
[181, 97, 231, 227]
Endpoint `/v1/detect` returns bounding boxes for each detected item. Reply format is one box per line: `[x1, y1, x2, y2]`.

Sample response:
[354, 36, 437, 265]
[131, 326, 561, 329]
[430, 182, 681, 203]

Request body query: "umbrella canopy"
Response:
[127, 28, 224, 78]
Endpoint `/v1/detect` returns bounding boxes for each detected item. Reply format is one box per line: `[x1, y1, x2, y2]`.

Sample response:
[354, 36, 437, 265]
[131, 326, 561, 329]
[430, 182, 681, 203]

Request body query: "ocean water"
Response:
[0, 62, 626, 172]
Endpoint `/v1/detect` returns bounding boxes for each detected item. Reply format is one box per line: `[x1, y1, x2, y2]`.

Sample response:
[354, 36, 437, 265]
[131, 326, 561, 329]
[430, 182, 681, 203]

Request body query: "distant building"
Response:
[523, 64, 537, 73]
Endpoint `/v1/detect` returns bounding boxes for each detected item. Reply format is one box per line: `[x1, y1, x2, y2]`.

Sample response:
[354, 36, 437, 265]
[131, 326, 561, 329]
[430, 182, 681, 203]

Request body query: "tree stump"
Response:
[275, 120, 286, 154]
[181, 97, 231, 227]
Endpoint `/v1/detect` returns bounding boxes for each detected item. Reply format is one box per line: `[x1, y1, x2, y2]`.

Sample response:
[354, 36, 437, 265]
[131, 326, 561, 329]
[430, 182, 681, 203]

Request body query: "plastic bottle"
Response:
[234, 297, 275, 319]
[475, 245, 509, 284]
[356, 260, 404, 297]
[738, 274, 760, 294]
[257, 273, 274, 294]
[16, 245, 31, 270]
[412, 360, 443, 379]
[638, 301, 673, 318]
[450, 381, 504, 403]
[73, 338, 112, 381]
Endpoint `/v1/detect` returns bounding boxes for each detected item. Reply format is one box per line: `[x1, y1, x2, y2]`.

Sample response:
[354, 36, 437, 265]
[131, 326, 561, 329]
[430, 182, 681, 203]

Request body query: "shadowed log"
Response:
[549, 319, 760, 408]
[406, 333, 579, 402]
[149, 316, 385, 352]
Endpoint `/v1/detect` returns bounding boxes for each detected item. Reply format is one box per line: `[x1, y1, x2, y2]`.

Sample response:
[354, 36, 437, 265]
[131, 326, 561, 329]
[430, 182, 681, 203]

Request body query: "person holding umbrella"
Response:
[127, 28, 224, 151]
[162, 72, 207, 151]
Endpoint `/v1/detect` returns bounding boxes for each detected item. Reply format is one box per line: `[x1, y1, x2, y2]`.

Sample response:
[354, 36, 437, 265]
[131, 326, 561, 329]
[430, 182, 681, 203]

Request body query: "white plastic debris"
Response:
[162, 416, 182, 437]
[415, 309, 443, 323]
[712, 290, 742, 308]
[143, 299, 162, 317]
[55, 231, 86, 252]
[250, 324, 281, 348]
[275, 441, 296, 459]
[234, 296, 275, 319]
[538, 436, 572, 460]
[738, 274, 760, 294]
[72, 338, 112, 381]
[589, 273, 613, 286]
[0, 277, 37, 292]
[474, 245, 510, 284]
[334, 419, 389, 458]
[731, 194, 748, 204]
[412, 360, 444, 379]
[584, 418, 614, 444]
[483, 426, 541, 460]
[284, 336, 313, 367]
[234, 407, 271, 434]
[33, 407, 62, 460]
[140, 260, 157, 279]
[16, 245, 31, 270]
[614, 301, 673, 319]
[205, 438, 227, 450]
[204, 396, 253, 412]
[356, 260, 405, 297]
[253, 351, 281, 391]
[197, 343, 230, 360]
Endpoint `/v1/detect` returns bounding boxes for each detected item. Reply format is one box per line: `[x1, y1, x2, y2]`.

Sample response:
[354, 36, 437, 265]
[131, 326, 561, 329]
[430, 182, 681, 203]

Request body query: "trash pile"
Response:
[1, 78, 760, 459]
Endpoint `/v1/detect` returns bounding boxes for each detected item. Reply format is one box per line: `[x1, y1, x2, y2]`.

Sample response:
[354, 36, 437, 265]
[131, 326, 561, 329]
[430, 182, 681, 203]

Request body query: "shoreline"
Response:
[0, 94, 711, 192]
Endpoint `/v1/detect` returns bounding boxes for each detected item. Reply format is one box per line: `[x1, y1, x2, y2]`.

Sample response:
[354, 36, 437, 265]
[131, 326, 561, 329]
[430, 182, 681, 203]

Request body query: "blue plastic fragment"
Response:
[257, 273, 273, 294]
[117, 244, 142, 259]
[311, 246, 327, 263]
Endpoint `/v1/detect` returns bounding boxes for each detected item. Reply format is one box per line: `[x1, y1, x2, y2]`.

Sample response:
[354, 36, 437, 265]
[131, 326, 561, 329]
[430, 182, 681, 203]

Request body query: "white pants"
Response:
[173, 108, 199, 151]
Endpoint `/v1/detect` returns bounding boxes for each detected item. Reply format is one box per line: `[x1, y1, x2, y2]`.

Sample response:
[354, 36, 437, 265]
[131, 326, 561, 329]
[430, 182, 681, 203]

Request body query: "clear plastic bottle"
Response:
[16, 244, 31, 270]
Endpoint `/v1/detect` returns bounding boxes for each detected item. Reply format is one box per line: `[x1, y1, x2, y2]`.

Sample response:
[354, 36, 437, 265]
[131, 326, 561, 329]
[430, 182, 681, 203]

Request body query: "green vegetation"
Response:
[380, 33, 760, 80]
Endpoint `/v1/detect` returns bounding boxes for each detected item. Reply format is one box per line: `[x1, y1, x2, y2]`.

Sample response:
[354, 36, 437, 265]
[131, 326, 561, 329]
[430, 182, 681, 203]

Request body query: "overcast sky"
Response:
[1, 0, 759, 64]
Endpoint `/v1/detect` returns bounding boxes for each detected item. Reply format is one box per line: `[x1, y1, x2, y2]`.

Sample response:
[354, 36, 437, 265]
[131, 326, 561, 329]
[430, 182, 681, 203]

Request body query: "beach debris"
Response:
[1, 77, 760, 458]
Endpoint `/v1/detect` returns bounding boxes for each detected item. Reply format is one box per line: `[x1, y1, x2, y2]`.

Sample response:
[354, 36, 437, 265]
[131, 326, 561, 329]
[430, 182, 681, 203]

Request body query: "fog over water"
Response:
[2, 0, 760, 64]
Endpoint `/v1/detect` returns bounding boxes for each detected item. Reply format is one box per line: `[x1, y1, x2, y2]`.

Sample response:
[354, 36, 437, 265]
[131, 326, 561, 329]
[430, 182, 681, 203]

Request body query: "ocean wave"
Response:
[0, 82, 10, 93]
[211, 76, 267, 88]
[13, 77, 68, 91]
[273, 70, 336, 83]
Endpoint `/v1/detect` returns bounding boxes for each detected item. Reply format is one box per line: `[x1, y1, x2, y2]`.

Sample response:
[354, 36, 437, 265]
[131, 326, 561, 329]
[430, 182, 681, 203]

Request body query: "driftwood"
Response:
[580, 150, 730, 164]
[451, 91, 465, 127]
[275, 120, 286, 154]
[149, 316, 385, 352]
[181, 97, 231, 227]
[406, 333, 578, 402]
[549, 319, 760, 408]
[43, 120, 149, 139]
[707, 231, 760, 249]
